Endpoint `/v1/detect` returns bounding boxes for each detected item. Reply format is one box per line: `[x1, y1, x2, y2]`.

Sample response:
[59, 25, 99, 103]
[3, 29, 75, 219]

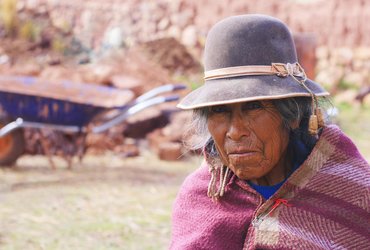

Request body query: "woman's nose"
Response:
[226, 114, 250, 141]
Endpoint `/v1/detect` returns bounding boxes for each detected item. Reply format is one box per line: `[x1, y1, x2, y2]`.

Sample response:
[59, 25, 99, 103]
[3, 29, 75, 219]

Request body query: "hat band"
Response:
[204, 62, 306, 81]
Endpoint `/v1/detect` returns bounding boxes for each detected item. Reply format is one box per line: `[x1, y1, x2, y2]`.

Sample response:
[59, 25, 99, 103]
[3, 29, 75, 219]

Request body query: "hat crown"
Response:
[177, 14, 329, 110]
[204, 15, 298, 71]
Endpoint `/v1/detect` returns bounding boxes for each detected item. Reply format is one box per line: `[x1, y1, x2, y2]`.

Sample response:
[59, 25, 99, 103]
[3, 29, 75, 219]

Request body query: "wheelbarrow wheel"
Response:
[0, 124, 25, 167]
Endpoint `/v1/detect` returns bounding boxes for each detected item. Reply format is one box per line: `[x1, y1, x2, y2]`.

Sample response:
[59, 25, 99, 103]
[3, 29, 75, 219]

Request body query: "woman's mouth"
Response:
[229, 151, 256, 156]
[228, 150, 258, 159]
[228, 148, 258, 155]
[227, 149, 260, 163]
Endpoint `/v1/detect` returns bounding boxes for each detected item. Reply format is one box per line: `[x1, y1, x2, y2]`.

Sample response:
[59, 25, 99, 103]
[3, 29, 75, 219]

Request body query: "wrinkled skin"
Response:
[207, 101, 292, 186]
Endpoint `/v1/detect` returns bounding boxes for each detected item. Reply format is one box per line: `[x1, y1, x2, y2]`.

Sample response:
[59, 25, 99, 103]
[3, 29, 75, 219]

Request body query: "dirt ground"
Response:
[0, 150, 201, 250]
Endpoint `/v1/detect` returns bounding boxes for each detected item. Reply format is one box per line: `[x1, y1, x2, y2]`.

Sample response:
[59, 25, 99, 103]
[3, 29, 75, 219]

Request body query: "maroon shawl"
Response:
[170, 125, 370, 249]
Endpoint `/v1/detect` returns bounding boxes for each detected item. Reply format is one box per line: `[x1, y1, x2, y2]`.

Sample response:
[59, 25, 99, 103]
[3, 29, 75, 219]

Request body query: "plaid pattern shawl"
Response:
[170, 125, 370, 249]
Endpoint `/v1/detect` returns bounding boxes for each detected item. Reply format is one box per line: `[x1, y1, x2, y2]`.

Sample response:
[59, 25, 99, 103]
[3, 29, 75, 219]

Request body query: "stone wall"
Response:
[17, 0, 370, 91]
[19, 0, 370, 48]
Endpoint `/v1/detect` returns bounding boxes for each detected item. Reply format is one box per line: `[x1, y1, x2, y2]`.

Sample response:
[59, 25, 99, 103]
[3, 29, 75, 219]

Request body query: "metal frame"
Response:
[0, 84, 185, 137]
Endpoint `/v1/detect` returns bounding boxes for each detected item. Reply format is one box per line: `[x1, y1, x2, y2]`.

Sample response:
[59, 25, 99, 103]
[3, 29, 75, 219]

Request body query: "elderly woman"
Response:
[170, 15, 370, 249]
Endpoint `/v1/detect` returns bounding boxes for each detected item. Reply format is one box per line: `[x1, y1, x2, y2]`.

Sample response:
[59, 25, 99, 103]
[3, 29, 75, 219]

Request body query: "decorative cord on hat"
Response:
[204, 62, 325, 135]
[275, 63, 325, 135]
[272, 63, 325, 135]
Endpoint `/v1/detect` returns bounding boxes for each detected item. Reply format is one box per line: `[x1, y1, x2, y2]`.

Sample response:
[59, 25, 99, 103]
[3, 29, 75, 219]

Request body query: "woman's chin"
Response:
[229, 164, 265, 181]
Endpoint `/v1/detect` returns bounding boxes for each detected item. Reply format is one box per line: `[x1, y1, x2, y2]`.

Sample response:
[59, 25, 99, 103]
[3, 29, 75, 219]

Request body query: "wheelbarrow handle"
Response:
[172, 84, 187, 91]
[0, 118, 24, 137]
[134, 83, 186, 103]
[0, 118, 82, 137]
[91, 95, 180, 133]
[164, 95, 180, 102]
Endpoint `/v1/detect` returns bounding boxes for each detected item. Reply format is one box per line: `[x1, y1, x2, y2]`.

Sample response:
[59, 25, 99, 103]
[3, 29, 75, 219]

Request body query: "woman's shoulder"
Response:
[319, 125, 369, 169]
[298, 125, 370, 205]
[177, 160, 210, 198]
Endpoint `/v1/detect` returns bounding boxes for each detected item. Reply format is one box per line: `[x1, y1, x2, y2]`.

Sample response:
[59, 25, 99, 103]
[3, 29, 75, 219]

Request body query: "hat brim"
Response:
[177, 75, 329, 109]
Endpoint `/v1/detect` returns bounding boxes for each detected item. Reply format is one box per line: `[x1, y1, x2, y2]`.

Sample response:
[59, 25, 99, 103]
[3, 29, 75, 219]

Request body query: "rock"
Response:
[0, 54, 9, 64]
[145, 111, 191, 161]
[315, 66, 344, 91]
[342, 72, 365, 88]
[90, 64, 117, 85]
[50, 10, 73, 34]
[181, 25, 198, 47]
[114, 142, 140, 157]
[95, 48, 172, 95]
[354, 47, 370, 60]
[316, 58, 329, 74]
[167, 26, 181, 39]
[138, 37, 202, 74]
[170, 9, 194, 28]
[123, 108, 170, 139]
[46, 54, 62, 66]
[352, 60, 365, 71]
[158, 142, 183, 161]
[0, 64, 12, 74]
[102, 27, 125, 49]
[161, 111, 191, 142]
[24, 0, 40, 10]
[158, 18, 170, 30]
[332, 47, 353, 66]
[147, 128, 165, 152]
[110, 74, 144, 96]
[39, 65, 84, 83]
[86, 127, 125, 153]
[334, 89, 357, 104]
[316, 46, 329, 60]
[11, 62, 42, 76]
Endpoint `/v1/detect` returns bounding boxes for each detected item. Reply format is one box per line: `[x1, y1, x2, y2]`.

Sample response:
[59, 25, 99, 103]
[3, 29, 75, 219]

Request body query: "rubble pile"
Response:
[138, 37, 202, 75]
[147, 111, 192, 161]
[0, 4, 202, 162]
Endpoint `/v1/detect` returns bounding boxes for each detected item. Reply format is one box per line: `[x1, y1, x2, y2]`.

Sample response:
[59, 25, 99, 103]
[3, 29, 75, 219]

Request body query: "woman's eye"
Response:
[210, 105, 229, 113]
[242, 101, 263, 111]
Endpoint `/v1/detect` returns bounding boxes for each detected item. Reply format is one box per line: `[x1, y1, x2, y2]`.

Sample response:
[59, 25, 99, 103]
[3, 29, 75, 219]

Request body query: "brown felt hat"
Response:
[177, 14, 329, 110]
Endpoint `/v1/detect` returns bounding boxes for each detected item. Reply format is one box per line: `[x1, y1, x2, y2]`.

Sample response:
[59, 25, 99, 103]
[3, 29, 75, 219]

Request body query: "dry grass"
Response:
[0, 151, 201, 250]
[333, 101, 370, 162]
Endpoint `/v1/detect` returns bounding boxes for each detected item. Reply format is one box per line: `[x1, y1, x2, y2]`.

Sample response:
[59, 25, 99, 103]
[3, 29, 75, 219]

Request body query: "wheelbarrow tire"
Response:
[0, 127, 25, 167]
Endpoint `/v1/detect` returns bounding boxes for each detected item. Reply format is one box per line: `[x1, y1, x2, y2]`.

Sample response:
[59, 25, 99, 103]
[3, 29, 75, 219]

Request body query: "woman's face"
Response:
[207, 100, 291, 184]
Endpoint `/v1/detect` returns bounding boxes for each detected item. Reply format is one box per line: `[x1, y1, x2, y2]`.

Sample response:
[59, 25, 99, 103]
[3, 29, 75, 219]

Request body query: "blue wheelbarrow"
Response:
[0, 75, 185, 166]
